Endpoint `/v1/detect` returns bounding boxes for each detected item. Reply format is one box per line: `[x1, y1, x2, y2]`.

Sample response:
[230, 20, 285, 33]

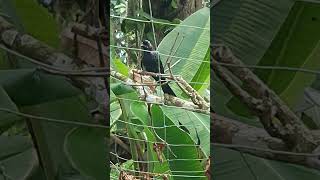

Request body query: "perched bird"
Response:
[141, 40, 176, 96]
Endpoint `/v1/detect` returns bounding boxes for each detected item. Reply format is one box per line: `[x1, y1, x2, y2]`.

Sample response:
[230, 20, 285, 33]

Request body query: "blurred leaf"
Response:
[0, 136, 42, 179]
[64, 127, 108, 180]
[12, 0, 60, 48]
[0, 69, 81, 106]
[171, 0, 178, 9]
[21, 96, 95, 178]
[0, 86, 22, 131]
[212, 146, 320, 180]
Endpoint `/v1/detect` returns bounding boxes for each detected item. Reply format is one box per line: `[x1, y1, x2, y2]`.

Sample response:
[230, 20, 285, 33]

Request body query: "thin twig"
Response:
[0, 108, 109, 129]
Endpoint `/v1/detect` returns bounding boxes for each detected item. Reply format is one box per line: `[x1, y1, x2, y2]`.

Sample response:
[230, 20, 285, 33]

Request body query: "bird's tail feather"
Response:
[161, 84, 176, 97]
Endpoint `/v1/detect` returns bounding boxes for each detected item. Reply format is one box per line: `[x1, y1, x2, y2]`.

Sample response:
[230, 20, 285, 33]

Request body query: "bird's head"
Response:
[141, 40, 153, 51]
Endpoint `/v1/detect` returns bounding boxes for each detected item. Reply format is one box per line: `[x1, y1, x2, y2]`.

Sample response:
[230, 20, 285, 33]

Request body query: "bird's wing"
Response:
[152, 51, 165, 74]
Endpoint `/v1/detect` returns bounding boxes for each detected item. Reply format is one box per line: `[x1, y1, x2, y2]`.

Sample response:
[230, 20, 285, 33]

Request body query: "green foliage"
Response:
[213, 0, 320, 178]
[151, 105, 206, 180]
[64, 127, 108, 180]
[113, 58, 130, 77]
[0, 136, 44, 179]
[212, 0, 294, 124]
[227, 2, 320, 120]
[161, 106, 210, 157]
[0, 86, 21, 133]
[212, 146, 320, 180]
[190, 48, 210, 93]
[158, 7, 210, 96]
[110, 7, 210, 178]
[12, 0, 60, 48]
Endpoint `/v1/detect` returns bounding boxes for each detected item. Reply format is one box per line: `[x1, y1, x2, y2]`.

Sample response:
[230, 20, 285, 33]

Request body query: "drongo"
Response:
[141, 40, 176, 97]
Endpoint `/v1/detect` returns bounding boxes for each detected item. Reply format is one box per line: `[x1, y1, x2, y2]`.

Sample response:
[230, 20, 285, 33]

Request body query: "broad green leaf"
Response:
[114, 58, 129, 77]
[151, 105, 207, 180]
[0, 136, 43, 179]
[144, 127, 171, 177]
[0, 86, 22, 131]
[0, 69, 81, 106]
[130, 101, 149, 125]
[130, 102, 171, 176]
[64, 127, 108, 180]
[190, 48, 210, 94]
[227, 2, 320, 119]
[213, 2, 320, 178]
[212, 0, 294, 122]
[258, 2, 320, 106]
[161, 106, 210, 157]
[158, 7, 210, 96]
[21, 96, 95, 178]
[212, 146, 320, 180]
[110, 100, 122, 127]
[111, 82, 135, 96]
[214, 0, 294, 65]
[12, 0, 60, 48]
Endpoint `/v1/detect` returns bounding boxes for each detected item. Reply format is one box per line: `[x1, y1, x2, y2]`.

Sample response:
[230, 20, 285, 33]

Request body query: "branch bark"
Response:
[0, 16, 109, 119]
[211, 44, 320, 169]
[212, 113, 320, 170]
[212, 44, 317, 153]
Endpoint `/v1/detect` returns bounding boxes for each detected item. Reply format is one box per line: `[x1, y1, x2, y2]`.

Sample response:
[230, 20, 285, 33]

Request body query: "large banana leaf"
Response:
[212, 146, 320, 180]
[158, 7, 210, 96]
[213, 0, 320, 179]
[151, 105, 207, 180]
[0, 136, 43, 179]
[213, 0, 295, 126]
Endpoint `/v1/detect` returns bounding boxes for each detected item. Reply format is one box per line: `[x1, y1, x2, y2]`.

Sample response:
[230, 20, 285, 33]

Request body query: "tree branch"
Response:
[212, 44, 317, 153]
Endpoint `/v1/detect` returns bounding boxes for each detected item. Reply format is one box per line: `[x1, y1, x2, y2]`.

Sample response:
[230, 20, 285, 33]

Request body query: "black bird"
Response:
[141, 40, 176, 96]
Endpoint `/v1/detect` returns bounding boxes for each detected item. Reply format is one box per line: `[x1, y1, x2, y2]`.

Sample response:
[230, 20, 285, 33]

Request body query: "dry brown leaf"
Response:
[61, 24, 108, 67]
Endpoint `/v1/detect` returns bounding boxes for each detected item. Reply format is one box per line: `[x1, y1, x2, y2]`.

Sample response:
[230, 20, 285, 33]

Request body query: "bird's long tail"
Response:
[161, 83, 176, 97]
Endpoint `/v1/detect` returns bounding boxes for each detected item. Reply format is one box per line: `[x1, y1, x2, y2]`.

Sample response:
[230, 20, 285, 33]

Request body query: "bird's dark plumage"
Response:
[141, 40, 176, 96]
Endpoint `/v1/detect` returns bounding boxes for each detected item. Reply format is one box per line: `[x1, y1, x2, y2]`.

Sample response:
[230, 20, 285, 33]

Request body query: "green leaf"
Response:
[0, 136, 42, 179]
[144, 127, 171, 175]
[0, 86, 22, 131]
[21, 96, 96, 178]
[213, 0, 294, 65]
[158, 7, 210, 96]
[130, 101, 150, 125]
[64, 127, 108, 180]
[151, 105, 206, 180]
[0, 69, 81, 106]
[110, 100, 122, 127]
[111, 82, 135, 96]
[227, 2, 320, 119]
[161, 106, 210, 157]
[189, 48, 210, 93]
[12, 0, 60, 48]
[130, 102, 174, 176]
[171, 0, 178, 9]
[114, 58, 129, 77]
[212, 0, 294, 123]
[212, 146, 320, 180]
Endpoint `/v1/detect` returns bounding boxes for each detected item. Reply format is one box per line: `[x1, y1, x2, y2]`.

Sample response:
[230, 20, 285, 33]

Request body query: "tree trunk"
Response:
[143, 0, 203, 21]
